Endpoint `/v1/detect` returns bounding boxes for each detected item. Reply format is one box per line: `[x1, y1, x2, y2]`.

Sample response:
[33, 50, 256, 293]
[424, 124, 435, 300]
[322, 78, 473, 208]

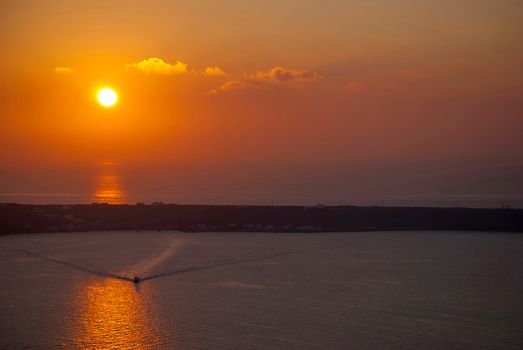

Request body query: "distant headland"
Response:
[1, 203, 522, 235]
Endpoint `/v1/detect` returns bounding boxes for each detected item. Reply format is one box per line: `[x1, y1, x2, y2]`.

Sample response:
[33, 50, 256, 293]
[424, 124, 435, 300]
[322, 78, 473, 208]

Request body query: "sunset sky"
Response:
[1, 0, 522, 206]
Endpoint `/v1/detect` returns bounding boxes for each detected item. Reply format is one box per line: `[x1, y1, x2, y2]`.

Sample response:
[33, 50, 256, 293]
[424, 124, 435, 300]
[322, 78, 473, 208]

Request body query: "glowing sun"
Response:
[97, 88, 118, 107]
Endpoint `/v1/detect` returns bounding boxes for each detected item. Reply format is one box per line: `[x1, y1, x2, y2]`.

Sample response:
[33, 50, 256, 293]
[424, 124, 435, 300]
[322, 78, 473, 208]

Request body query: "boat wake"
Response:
[120, 235, 184, 277]
[20, 249, 133, 282]
[140, 251, 293, 282]
[20, 247, 293, 284]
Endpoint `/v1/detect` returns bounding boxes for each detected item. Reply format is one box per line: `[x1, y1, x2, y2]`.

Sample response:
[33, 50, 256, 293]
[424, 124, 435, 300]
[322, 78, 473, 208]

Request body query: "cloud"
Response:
[208, 66, 323, 94]
[252, 66, 324, 85]
[54, 66, 74, 74]
[126, 57, 189, 75]
[208, 80, 265, 94]
[204, 66, 225, 76]
[220, 80, 260, 91]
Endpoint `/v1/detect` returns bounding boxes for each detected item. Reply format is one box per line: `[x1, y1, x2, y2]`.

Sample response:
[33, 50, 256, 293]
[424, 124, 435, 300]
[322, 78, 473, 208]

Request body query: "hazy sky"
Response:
[1, 0, 522, 206]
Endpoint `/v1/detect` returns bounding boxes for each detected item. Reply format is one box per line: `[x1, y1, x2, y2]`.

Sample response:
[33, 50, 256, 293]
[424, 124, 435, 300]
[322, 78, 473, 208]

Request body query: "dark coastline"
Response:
[1, 203, 522, 235]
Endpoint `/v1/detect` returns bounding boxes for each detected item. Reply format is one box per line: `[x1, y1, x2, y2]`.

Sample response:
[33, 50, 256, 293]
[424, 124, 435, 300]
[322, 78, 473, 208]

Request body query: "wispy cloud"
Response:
[54, 66, 75, 74]
[251, 66, 324, 85]
[204, 66, 225, 77]
[208, 80, 265, 94]
[210, 66, 324, 93]
[126, 57, 189, 75]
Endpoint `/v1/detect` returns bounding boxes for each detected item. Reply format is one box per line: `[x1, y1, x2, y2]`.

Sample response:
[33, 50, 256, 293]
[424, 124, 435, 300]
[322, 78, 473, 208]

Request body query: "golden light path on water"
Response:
[91, 161, 128, 204]
[70, 278, 165, 349]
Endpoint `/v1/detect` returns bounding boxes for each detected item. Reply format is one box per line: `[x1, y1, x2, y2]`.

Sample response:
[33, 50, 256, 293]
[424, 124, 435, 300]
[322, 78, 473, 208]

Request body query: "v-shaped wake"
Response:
[20, 249, 134, 282]
[20, 249, 293, 284]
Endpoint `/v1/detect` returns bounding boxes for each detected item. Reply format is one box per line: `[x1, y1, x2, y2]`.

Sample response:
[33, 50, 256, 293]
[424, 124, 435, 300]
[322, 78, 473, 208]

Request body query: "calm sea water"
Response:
[0, 231, 522, 349]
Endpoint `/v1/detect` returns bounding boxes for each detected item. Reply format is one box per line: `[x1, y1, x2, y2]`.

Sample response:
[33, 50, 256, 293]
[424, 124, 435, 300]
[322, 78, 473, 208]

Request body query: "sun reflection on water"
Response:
[71, 278, 164, 349]
[91, 161, 128, 204]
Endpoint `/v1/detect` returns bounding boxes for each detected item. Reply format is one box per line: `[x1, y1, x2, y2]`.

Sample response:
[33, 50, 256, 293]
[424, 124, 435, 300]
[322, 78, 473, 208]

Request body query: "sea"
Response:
[0, 231, 521, 349]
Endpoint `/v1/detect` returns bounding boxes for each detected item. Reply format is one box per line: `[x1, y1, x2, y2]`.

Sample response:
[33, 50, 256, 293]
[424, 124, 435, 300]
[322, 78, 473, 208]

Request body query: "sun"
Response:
[97, 88, 118, 107]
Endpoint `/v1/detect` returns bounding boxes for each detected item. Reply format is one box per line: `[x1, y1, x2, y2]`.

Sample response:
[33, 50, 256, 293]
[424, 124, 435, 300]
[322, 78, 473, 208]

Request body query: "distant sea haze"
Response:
[0, 192, 521, 208]
[1, 160, 522, 208]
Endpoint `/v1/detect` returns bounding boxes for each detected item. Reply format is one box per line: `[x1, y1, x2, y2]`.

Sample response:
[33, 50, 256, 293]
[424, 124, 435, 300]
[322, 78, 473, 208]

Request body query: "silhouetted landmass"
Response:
[1, 203, 522, 235]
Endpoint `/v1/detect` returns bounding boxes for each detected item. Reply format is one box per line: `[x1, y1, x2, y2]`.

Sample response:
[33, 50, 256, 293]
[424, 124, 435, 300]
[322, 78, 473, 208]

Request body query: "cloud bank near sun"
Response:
[54, 56, 330, 94]
[122, 58, 328, 94]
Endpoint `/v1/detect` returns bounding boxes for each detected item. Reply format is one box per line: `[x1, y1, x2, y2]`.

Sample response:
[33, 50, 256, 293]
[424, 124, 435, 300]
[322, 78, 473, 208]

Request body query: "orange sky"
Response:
[1, 0, 522, 206]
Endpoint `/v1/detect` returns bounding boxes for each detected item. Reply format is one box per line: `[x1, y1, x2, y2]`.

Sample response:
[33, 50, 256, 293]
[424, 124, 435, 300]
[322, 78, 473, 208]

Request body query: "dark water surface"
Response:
[0, 231, 522, 349]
